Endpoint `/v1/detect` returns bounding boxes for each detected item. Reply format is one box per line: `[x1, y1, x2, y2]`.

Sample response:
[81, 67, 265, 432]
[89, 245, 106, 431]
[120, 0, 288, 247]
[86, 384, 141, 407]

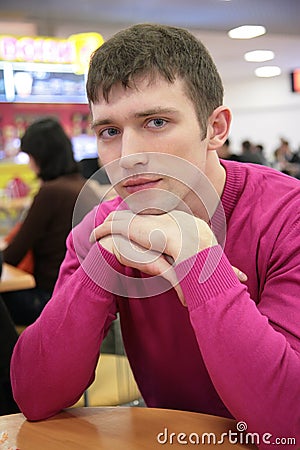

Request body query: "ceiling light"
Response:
[254, 66, 281, 78]
[244, 50, 274, 62]
[228, 25, 266, 39]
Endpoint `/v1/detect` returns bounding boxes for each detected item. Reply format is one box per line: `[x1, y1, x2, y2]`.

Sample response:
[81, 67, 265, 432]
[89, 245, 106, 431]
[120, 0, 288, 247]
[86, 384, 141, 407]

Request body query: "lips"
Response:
[123, 177, 162, 193]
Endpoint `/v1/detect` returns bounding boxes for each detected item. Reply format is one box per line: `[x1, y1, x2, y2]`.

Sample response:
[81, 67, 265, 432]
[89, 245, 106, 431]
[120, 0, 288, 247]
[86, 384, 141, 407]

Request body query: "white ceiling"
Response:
[0, 0, 300, 83]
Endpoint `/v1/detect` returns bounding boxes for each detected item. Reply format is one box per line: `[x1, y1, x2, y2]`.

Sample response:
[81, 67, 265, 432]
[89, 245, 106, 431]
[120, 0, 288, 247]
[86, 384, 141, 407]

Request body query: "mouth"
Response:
[123, 177, 163, 194]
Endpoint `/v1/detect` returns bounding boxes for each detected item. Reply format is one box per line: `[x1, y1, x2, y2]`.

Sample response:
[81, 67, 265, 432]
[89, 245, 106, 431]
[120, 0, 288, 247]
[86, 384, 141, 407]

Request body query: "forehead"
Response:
[90, 75, 192, 116]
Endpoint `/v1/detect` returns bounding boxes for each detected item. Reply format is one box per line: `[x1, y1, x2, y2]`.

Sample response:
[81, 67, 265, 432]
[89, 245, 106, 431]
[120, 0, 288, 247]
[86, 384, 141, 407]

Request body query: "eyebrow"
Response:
[91, 107, 178, 129]
[134, 107, 178, 118]
[91, 119, 112, 129]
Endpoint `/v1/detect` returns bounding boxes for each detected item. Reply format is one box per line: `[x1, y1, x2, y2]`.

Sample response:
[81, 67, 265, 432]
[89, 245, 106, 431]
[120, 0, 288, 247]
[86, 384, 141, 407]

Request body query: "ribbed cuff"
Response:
[80, 243, 124, 294]
[175, 245, 239, 311]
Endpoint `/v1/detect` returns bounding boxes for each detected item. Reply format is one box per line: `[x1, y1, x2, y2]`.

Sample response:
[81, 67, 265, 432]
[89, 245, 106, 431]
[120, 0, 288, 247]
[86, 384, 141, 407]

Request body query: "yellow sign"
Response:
[69, 32, 104, 74]
[0, 32, 104, 73]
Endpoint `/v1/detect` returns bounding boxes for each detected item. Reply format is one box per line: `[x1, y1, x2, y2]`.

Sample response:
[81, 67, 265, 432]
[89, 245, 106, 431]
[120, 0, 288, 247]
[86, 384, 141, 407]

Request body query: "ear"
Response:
[207, 106, 232, 151]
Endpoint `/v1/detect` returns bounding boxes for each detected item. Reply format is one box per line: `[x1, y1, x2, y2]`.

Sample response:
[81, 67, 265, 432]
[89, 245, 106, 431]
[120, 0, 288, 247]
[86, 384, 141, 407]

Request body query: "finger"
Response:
[150, 255, 186, 306]
[113, 236, 165, 268]
[91, 214, 168, 255]
[89, 222, 113, 243]
[172, 282, 186, 306]
[89, 211, 136, 243]
[232, 266, 248, 282]
[98, 235, 114, 253]
[153, 257, 186, 307]
[97, 233, 186, 306]
[89, 210, 123, 243]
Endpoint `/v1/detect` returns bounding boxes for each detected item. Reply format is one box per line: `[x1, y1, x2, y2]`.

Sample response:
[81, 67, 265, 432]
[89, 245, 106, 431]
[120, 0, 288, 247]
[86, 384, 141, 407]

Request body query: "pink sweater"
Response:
[11, 160, 300, 447]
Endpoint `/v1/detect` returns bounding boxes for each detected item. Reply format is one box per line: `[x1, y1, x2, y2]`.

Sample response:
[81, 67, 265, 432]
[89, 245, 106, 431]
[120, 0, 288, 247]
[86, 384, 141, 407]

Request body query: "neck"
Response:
[206, 151, 226, 198]
[180, 151, 226, 221]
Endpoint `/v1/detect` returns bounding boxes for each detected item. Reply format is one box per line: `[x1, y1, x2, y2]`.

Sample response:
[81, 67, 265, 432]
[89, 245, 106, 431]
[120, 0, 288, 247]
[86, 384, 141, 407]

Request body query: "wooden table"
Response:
[0, 196, 32, 225]
[0, 407, 257, 449]
[0, 262, 35, 293]
[0, 196, 32, 212]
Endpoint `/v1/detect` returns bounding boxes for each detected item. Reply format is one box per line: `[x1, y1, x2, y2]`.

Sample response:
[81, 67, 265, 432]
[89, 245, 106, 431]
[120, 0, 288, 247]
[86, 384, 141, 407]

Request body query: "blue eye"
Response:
[100, 128, 120, 138]
[154, 119, 165, 127]
[148, 118, 167, 128]
[107, 128, 119, 136]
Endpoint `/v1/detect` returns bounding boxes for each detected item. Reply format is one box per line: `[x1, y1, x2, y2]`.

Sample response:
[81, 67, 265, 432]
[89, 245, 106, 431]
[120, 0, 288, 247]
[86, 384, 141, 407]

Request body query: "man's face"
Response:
[90, 75, 210, 214]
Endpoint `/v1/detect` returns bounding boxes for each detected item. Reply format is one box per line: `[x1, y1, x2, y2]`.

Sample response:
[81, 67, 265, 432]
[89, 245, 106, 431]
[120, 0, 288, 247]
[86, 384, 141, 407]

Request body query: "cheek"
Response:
[97, 144, 118, 167]
[182, 131, 208, 166]
[166, 127, 203, 156]
[160, 178, 189, 202]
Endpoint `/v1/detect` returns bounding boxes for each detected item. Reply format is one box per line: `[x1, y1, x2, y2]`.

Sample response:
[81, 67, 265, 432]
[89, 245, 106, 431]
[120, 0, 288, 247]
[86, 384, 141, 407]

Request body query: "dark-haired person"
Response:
[2, 118, 99, 325]
[238, 139, 265, 165]
[216, 138, 241, 161]
[0, 296, 20, 415]
[0, 253, 19, 415]
[11, 25, 300, 447]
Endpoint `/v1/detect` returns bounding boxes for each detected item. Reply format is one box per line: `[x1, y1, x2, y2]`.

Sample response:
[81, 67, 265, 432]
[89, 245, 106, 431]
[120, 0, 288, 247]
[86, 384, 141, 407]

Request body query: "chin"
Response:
[123, 189, 181, 215]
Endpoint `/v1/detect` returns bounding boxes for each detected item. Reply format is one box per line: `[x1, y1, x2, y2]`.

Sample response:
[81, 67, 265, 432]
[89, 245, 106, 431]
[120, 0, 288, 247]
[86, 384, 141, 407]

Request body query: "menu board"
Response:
[0, 70, 6, 102]
[0, 62, 88, 104]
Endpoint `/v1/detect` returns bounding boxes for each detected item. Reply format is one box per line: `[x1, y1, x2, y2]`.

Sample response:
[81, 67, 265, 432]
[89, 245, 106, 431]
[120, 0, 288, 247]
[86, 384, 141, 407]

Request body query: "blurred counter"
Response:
[0, 160, 38, 192]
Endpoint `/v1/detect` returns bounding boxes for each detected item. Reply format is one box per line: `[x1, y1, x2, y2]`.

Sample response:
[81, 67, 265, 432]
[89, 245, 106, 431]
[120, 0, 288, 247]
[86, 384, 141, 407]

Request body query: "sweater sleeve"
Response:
[175, 238, 300, 446]
[10, 215, 123, 421]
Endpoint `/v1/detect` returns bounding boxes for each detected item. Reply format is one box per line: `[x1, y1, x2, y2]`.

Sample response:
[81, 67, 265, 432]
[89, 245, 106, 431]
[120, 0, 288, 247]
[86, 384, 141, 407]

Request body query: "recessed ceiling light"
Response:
[254, 66, 281, 78]
[228, 25, 266, 39]
[244, 50, 275, 62]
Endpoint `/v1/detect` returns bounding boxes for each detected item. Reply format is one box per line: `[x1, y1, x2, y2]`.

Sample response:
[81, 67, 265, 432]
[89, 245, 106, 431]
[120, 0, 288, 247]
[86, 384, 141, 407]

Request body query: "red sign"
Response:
[291, 69, 300, 93]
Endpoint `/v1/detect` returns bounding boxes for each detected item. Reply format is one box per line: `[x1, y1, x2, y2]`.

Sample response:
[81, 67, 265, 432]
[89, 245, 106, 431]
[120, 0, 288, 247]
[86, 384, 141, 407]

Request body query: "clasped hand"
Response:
[90, 210, 247, 306]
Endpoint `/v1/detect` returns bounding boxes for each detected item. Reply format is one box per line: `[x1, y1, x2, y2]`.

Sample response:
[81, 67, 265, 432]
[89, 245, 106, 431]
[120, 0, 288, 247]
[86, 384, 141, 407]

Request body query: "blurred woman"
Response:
[2, 118, 99, 325]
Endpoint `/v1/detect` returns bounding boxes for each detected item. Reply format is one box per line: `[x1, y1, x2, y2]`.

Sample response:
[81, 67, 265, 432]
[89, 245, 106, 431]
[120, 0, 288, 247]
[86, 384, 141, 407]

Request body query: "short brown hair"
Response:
[86, 23, 224, 131]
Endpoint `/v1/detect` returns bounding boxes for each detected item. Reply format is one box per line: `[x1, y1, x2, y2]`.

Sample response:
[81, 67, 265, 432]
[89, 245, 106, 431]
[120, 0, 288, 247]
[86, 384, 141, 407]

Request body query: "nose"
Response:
[119, 129, 149, 169]
[119, 153, 149, 169]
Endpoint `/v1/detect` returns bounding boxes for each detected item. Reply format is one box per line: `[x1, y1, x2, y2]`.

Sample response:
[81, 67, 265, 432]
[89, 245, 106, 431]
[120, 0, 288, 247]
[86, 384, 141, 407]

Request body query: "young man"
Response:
[11, 24, 300, 446]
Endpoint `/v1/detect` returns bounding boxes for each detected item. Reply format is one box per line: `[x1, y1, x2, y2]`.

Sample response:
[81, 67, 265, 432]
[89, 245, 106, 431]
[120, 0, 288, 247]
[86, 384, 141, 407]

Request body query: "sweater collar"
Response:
[219, 159, 244, 222]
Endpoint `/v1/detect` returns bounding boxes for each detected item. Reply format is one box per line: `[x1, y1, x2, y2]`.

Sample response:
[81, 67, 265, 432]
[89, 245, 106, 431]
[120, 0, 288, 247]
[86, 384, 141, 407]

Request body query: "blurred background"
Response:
[0, 0, 299, 167]
[0, 0, 300, 411]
